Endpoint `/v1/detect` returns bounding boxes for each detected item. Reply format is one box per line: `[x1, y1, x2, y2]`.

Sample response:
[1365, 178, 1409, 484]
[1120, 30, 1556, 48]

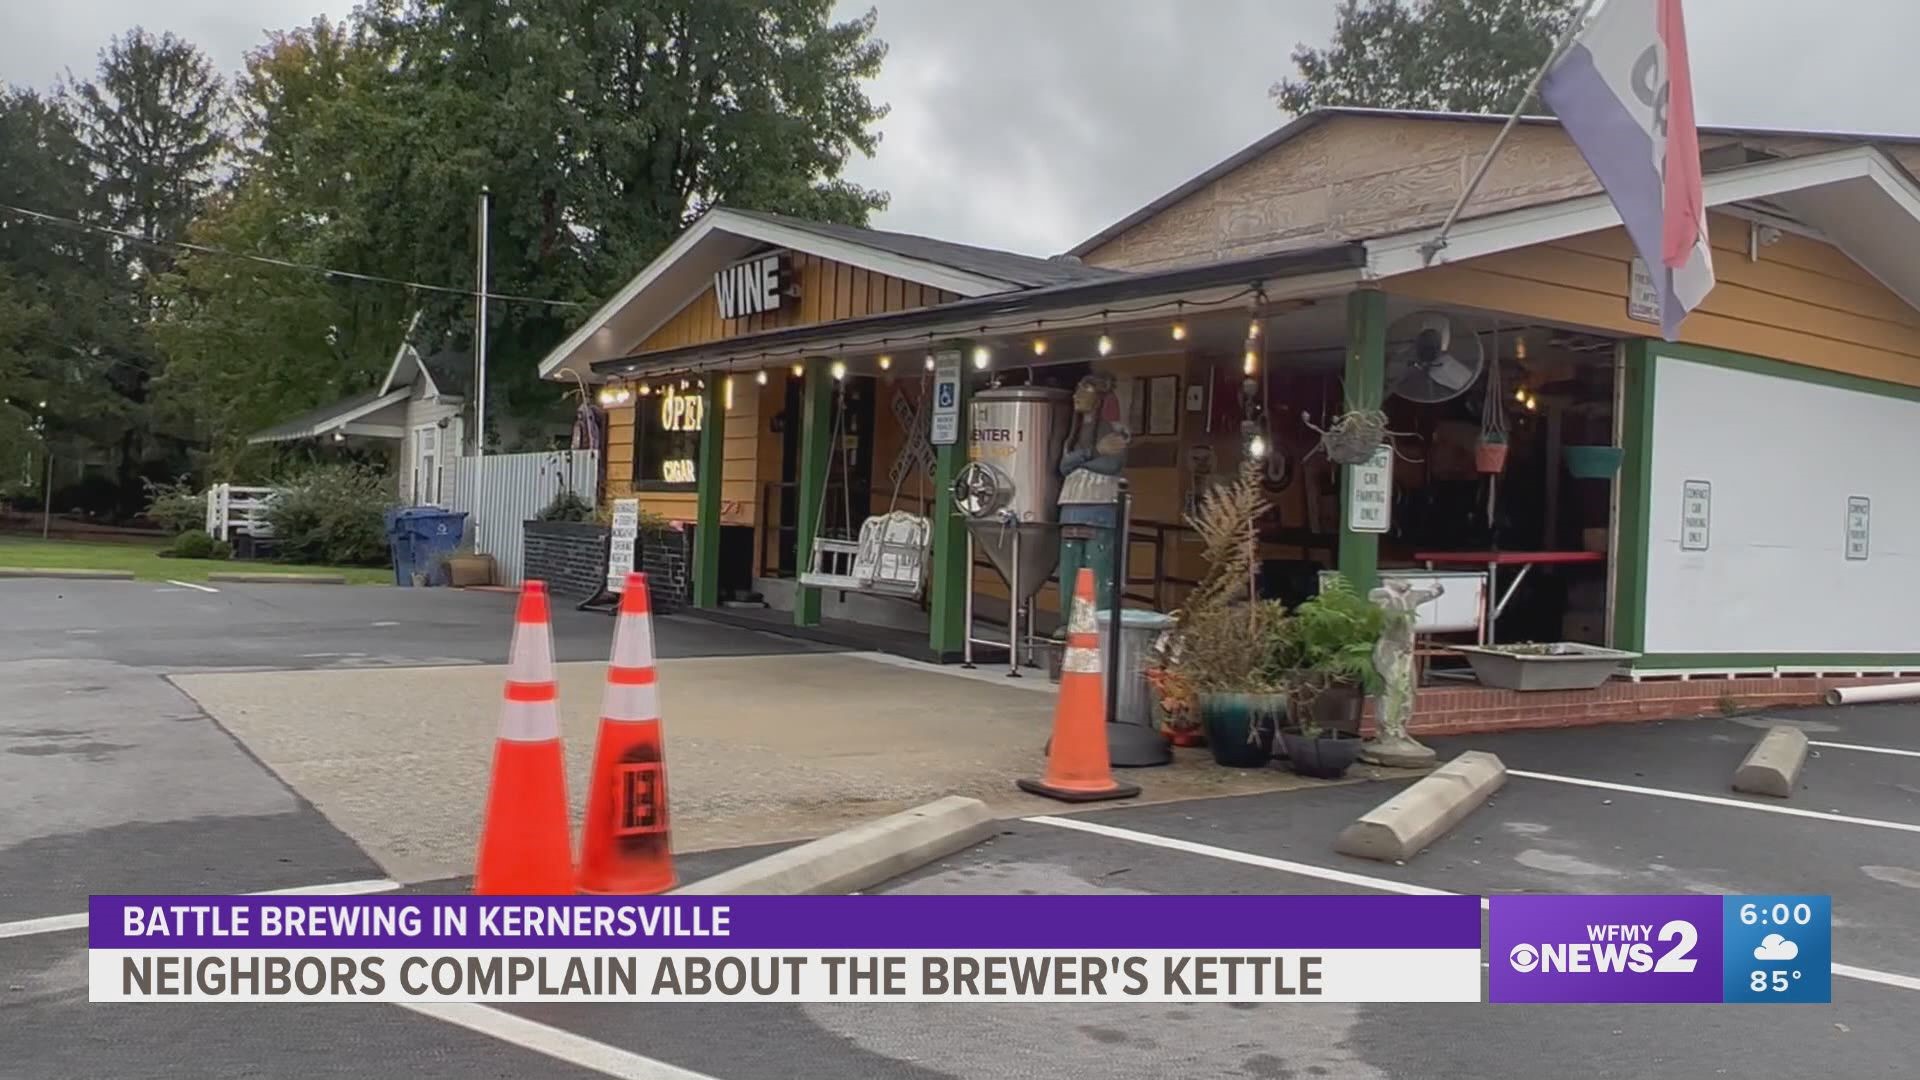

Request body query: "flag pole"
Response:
[1419, 0, 1603, 266]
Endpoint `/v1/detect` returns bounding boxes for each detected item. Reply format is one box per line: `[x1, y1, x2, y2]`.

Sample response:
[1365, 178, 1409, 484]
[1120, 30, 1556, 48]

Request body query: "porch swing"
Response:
[796, 367, 936, 599]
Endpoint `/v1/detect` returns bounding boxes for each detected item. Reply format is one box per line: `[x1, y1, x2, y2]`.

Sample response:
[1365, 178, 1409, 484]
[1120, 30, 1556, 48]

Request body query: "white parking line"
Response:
[166, 579, 220, 593]
[1025, 815, 1918, 993]
[1811, 740, 1920, 760]
[0, 877, 399, 941]
[400, 1003, 721, 1080]
[1505, 769, 1920, 834]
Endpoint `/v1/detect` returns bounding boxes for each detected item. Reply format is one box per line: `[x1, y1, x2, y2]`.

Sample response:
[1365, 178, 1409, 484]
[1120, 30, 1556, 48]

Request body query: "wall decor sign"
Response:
[1346, 444, 1393, 535]
[606, 498, 640, 594]
[1628, 259, 1661, 325]
[1146, 375, 1181, 436]
[714, 252, 793, 320]
[1845, 496, 1870, 560]
[1680, 480, 1711, 552]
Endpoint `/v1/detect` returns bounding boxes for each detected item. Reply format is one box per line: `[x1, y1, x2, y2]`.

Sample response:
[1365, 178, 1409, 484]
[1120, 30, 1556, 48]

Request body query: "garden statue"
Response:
[1057, 373, 1132, 612]
[1363, 576, 1442, 767]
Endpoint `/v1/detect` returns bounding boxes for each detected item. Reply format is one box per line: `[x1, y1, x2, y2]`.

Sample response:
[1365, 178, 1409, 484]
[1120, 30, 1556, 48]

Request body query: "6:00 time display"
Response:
[1738, 903, 1813, 927]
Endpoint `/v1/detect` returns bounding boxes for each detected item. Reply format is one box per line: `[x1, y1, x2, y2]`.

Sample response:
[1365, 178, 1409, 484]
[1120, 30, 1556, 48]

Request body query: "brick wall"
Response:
[1357, 675, 1908, 737]
[522, 521, 609, 599]
[640, 527, 690, 613]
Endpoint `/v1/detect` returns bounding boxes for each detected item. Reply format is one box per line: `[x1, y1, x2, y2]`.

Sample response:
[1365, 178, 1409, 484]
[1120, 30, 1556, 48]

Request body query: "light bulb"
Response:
[1515, 336, 1528, 360]
[1525, 394, 1538, 412]
[679, 378, 689, 390]
[614, 388, 631, 405]
[925, 355, 935, 371]
[1248, 319, 1262, 339]
[971, 346, 990, 370]
[1171, 321, 1187, 341]
[597, 389, 614, 406]
[756, 369, 769, 385]
[1249, 435, 1269, 459]
[1097, 333, 1113, 357]
[831, 360, 847, 381]
[878, 354, 892, 370]
[1514, 387, 1527, 403]
[724, 376, 734, 411]
[792, 362, 805, 377]
[637, 384, 649, 396]
[1244, 348, 1257, 375]
[1032, 338, 1047, 357]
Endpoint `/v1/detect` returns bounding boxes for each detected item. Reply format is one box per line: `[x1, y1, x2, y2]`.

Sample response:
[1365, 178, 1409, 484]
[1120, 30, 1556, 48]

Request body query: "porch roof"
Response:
[588, 242, 1369, 378]
[247, 387, 409, 445]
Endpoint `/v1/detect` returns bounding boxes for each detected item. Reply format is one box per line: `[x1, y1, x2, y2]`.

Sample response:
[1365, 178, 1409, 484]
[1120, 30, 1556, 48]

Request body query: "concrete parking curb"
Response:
[1335, 750, 1506, 863]
[0, 566, 135, 580]
[205, 572, 349, 585]
[671, 796, 997, 895]
[1732, 726, 1807, 799]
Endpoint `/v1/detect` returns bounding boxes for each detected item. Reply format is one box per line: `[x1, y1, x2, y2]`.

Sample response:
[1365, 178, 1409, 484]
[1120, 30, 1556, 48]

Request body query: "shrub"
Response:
[162, 528, 230, 560]
[142, 477, 206, 534]
[265, 464, 395, 566]
[537, 489, 595, 522]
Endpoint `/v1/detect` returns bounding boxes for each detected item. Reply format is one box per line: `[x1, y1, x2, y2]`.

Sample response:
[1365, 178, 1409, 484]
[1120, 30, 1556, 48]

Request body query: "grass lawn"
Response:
[0, 535, 394, 585]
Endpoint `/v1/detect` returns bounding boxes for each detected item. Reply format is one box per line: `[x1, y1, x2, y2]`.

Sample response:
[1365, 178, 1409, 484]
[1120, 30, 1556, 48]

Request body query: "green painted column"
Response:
[793, 358, 834, 626]
[1337, 289, 1387, 593]
[1610, 340, 1656, 652]
[927, 345, 972, 659]
[691, 375, 725, 609]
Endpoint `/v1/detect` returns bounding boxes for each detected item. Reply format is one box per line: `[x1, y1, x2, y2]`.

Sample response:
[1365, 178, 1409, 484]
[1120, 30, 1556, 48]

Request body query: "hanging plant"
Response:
[1476, 324, 1511, 475]
[1305, 407, 1389, 465]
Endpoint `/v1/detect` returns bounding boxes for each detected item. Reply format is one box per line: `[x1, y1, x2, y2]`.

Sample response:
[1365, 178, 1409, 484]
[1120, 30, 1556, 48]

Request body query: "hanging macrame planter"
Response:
[1476, 326, 1510, 475]
[1316, 408, 1388, 465]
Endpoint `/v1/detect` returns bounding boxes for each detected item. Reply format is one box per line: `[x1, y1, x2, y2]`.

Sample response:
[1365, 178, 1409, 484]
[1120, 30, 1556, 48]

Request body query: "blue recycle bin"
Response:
[386, 508, 469, 587]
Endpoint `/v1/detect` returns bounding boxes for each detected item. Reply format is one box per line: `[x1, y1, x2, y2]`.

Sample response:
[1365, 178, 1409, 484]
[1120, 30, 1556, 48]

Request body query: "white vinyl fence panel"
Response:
[450, 450, 600, 585]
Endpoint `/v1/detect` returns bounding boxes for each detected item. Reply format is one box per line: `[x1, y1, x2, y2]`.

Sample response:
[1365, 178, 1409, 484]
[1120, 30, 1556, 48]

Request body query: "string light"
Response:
[1243, 348, 1258, 376]
[878, 354, 892, 370]
[724, 376, 734, 411]
[1032, 337, 1048, 357]
[1248, 317, 1262, 340]
[1525, 393, 1539, 412]
[1170, 321, 1186, 341]
[971, 345, 991, 370]
[679, 378, 690, 390]
[924, 354, 936, 371]
[831, 359, 848, 380]
[1248, 434, 1269, 459]
[633, 383, 647, 399]
[1515, 336, 1528, 361]
[1097, 333, 1114, 357]
[1514, 386, 1527, 403]
[756, 369, 769, 385]
[792, 362, 805, 377]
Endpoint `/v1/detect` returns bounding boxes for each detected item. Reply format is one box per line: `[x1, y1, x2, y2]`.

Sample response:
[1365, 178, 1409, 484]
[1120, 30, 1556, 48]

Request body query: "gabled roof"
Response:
[1069, 106, 1920, 258]
[248, 388, 409, 444]
[377, 311, 472, 400]
[1365, 144, 1920, 314]
[537, 206, 1119, 381]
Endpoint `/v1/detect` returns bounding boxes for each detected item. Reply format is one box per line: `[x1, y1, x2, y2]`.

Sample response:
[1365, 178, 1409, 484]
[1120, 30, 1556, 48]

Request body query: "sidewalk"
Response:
[173, 651, 1363, 882]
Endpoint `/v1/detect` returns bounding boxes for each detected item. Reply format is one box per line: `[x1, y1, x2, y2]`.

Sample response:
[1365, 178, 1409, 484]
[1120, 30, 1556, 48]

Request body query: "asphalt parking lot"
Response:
[4, 576, 1918, 1079]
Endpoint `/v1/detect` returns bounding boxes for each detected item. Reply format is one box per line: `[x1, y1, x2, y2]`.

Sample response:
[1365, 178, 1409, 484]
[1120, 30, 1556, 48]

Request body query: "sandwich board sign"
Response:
[607, 498, 640, 593]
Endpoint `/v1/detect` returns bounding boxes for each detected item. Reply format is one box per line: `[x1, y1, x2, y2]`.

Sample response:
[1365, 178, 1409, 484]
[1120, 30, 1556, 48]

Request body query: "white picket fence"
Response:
[449, 450, 600, 585]
[205, 484, 276, 541]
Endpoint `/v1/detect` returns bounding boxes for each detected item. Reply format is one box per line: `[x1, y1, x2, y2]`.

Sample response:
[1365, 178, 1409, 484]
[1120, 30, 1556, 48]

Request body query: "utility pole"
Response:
[474, 186, 490, 460]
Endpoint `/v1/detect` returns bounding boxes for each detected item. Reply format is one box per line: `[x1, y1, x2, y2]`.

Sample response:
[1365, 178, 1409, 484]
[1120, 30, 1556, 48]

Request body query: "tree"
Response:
[1274, 0, 1579, 116]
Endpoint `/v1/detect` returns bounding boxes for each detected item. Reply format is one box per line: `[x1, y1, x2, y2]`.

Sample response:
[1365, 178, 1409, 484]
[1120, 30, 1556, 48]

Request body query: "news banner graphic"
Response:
[87, 895, 1484, 1003]
[1490, 894, 1832, 1004]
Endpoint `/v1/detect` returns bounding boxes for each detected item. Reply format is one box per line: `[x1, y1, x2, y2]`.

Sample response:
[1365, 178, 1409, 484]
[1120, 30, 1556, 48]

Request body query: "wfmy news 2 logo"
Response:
[1490, 895, 1832, 1004]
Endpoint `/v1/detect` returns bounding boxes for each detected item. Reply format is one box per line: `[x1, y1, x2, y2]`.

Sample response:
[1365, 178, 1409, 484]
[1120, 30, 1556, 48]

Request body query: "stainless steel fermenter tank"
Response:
[951, 385, 1072, 606]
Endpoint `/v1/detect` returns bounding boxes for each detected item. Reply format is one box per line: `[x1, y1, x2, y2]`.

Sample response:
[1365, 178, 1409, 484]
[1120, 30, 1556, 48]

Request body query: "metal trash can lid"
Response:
[1093, 609, 1175, 629]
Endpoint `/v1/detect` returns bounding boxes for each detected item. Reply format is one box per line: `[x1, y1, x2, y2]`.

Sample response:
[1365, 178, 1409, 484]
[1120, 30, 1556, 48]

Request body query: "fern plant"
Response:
[1267, 573, 1386, 705]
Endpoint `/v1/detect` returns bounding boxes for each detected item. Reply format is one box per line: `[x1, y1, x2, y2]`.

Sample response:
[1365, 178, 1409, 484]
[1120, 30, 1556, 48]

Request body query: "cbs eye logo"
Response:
[1508, 944, 1540, 973]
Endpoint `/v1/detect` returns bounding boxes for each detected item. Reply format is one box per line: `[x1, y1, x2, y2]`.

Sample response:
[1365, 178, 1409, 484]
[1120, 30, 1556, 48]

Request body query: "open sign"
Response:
[659, 387, 703, 432]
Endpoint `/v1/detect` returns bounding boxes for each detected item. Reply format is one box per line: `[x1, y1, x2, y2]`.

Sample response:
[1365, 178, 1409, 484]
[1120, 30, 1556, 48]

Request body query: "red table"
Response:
[1414, 551, 1606, 644]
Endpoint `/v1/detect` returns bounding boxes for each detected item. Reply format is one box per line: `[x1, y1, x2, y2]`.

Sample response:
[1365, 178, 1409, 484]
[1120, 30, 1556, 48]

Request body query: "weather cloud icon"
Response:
[1753, 934, 1800, 961]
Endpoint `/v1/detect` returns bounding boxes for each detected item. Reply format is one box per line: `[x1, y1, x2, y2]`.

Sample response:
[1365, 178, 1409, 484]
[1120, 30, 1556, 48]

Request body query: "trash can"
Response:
[387, 508, 469, 587]
[1095, 609, 1176, 728]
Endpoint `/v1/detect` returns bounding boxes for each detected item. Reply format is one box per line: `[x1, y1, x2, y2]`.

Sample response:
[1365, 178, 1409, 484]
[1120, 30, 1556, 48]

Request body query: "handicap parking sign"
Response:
[937, 383, 956, 408]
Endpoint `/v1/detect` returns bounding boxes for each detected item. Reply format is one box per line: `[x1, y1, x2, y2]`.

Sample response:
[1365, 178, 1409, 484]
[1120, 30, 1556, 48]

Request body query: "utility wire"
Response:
[0, 200, 589, 309]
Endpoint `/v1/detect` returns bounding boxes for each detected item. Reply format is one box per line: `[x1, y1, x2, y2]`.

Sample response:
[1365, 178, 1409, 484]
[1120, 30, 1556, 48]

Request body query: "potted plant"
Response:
[1307, 407, 1390, 466]
[1474, 429, 1509, 474]
[1153, 458, 1289, 767]
[1268, 574, 1383, 778]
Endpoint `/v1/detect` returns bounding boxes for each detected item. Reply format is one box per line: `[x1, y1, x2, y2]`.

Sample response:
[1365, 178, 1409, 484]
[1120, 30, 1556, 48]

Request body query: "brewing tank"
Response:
[953, 386, 1071, 606]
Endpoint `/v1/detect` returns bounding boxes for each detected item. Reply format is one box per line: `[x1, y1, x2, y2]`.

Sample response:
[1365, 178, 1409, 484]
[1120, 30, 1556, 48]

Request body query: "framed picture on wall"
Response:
[1146, 375, 1180, 436]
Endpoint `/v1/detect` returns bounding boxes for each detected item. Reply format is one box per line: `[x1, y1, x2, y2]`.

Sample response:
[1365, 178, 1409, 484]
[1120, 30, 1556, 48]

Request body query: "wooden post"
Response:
[1338, 290, 1387, 593]
[692, 376, 725, 608]
[927, 345, 973, 659]
[793, 358, 834, 626]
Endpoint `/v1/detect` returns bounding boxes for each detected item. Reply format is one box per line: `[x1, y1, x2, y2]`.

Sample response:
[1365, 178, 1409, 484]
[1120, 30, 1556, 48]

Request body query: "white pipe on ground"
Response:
[1824, 682, 1920, 706]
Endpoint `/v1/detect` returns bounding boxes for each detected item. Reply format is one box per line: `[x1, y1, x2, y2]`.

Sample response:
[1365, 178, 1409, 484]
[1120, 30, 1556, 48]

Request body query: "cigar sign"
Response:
[715, 252, 794, 320]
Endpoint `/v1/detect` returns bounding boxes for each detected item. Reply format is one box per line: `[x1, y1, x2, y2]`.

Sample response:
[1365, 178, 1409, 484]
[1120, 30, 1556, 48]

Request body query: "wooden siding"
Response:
[635, 253, 960, 353]
[1082, 112, 1915, 274]
[1385, 212, 1920, 387]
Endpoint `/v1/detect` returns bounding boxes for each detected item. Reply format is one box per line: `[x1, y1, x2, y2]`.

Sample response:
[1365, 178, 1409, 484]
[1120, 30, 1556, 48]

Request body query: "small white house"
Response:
[249, 315, 470, 506]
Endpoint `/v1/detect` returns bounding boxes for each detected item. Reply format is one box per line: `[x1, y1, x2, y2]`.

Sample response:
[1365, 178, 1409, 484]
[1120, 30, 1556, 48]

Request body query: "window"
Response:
[631, 385, 704, 490]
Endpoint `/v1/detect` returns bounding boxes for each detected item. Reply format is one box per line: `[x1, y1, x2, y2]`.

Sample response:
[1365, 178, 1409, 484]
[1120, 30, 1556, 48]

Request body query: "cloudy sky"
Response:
[7, 1, 1914, 257]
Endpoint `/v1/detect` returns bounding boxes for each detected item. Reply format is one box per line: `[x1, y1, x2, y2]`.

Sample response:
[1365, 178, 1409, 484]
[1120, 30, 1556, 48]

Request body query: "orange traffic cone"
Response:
[474, 580, 576, 895]
[576, 572, 676, 894]
[1017, 568, 1141, 803]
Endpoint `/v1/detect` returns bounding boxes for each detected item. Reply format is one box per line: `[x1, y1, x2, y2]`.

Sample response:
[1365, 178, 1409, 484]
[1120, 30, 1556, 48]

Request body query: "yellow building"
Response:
[537, 109, 1920, 674]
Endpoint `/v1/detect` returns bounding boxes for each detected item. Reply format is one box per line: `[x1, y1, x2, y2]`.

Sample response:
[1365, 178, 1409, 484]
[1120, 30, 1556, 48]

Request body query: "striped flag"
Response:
[1541, 0, 1715, 341]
